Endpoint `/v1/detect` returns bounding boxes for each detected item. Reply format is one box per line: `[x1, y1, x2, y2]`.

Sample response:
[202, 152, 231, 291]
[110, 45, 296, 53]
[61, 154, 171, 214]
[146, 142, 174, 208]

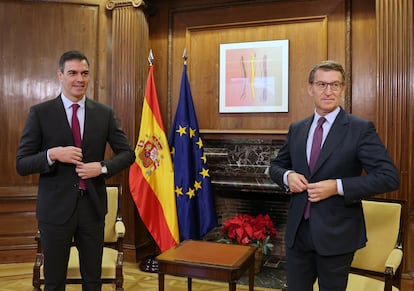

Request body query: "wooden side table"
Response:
[156, 240, 257, 291]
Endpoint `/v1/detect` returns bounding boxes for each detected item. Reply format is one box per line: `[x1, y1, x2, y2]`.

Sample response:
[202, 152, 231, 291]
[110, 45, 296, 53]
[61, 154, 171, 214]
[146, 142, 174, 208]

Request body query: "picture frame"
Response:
[219, 39, 289, 113]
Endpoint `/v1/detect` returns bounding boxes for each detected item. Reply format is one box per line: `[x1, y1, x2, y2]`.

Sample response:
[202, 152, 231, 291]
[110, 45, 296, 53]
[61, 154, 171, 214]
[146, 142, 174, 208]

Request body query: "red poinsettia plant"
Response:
[218, 213, 278, 255]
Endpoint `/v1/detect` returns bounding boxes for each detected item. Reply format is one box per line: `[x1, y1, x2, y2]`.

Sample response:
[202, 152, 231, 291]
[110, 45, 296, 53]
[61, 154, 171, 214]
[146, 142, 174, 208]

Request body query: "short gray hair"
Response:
[308, 60, 345, 84]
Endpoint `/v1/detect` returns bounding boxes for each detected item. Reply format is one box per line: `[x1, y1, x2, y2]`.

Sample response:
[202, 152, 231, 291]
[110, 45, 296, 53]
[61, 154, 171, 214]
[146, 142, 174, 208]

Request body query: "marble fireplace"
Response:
[204, 138, 289, 259]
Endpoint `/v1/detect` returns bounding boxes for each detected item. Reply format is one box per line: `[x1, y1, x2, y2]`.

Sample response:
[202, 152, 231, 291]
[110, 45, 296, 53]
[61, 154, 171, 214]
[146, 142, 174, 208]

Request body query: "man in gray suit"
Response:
[16, 50, 135, 291]
[269, 60, 399, 291]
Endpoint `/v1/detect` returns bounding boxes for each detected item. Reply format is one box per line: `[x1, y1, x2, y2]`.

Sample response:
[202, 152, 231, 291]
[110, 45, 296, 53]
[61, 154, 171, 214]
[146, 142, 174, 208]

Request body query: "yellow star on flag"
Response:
[176, 125, 187, 136]
[175, 187, 183, 196]
[186, 188, 196, 199]
[189, 127, 196, 138]
[200, 168, 210, 178]
[196, 137, 203, 149]
[194, 180, 202, 191]
[201, 154, 207, 164]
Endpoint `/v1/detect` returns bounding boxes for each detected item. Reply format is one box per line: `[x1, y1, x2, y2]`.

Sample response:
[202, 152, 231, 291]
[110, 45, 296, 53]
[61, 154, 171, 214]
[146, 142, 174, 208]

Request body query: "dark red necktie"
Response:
[304, 117, 326, 219]
[71, 104, 86, 190]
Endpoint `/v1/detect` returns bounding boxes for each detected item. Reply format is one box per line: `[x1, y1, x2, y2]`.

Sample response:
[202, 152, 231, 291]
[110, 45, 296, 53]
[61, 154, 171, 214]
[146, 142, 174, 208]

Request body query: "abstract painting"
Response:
[219, 40, 289, 113]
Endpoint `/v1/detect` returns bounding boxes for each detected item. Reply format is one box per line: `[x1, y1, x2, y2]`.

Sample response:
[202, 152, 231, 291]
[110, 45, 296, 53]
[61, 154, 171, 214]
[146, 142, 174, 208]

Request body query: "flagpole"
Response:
[169, 48, 218, 241]
[130, 47, 180, 271]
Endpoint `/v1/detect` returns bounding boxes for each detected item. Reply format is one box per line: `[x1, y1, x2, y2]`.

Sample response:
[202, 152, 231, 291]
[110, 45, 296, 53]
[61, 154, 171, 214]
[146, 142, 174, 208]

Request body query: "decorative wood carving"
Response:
[376, 0, 414, 275]
[105, 1, 150, 261]
[106, 0, 145, 10]
[344, 0, 351, 112]
[376, 0, 413, 202]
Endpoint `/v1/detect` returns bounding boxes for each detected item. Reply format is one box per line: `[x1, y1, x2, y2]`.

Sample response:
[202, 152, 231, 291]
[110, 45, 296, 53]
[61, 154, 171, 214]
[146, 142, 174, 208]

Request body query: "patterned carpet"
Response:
[0, 261, 281, 291]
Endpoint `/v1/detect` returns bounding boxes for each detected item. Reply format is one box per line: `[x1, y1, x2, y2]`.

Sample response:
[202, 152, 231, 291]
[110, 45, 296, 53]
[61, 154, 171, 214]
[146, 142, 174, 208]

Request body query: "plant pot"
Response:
[254, 248, 263, 274]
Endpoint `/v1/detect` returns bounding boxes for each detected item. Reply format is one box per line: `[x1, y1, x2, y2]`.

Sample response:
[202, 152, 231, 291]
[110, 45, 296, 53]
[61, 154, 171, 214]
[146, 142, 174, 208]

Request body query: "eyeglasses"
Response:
[312, 81, 343, 91]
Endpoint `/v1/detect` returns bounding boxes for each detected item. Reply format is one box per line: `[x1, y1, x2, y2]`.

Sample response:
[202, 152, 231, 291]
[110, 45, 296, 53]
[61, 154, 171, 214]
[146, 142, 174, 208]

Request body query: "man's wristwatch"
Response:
[100, 161, 108, 174]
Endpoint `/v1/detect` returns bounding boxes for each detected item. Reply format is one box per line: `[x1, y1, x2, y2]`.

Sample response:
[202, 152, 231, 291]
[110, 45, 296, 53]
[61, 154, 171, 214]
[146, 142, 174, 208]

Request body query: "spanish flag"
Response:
[129, 64, 179, 252]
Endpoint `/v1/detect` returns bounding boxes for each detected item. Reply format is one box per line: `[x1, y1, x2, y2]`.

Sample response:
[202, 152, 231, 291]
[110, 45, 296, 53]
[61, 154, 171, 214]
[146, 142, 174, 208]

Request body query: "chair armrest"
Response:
[385, 248, 403, 273]
[115, 221, 126, 238]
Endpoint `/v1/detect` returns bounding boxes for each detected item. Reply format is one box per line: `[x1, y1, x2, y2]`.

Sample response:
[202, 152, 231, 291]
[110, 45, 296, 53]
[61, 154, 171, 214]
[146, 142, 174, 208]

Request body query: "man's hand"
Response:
[76, 162, 102, 179]
[307, 180, 338, 202]
[287, 172, 309, 193]
[287, 172, 339, 202]
[48, 146, 83, 164]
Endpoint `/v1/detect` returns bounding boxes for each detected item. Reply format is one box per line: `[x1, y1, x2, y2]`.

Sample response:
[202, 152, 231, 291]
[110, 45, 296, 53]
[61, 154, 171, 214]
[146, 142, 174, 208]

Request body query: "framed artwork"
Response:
[219, 39, 289, 113]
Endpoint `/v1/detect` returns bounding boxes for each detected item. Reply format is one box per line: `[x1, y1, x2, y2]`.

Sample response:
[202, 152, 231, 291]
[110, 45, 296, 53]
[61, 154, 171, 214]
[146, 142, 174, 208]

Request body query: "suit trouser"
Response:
[39, 192, 105, 291]
[286, 219, 354, 291]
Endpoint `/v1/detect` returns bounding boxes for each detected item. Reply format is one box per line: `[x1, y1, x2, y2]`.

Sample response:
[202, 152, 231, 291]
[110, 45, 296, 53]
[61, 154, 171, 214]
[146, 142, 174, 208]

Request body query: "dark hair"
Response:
[58, 50, 89, 72]
[308, 60, 345, 84]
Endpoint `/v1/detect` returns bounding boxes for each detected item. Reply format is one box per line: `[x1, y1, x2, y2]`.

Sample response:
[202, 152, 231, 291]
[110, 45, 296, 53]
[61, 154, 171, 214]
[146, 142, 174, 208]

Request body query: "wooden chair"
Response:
[32, 184, 125, 291]
[313, 198, 406, 291]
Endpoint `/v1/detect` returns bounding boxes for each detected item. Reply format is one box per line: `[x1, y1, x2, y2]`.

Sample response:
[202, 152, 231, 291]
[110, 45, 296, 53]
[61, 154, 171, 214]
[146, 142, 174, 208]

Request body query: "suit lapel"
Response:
[298, 117, 313, 175]
[53, 96, 74, 144]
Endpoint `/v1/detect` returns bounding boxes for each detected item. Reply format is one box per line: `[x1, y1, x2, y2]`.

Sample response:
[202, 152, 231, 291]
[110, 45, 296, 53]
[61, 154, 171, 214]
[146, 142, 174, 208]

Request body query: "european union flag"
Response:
[168, 63, 217, 240]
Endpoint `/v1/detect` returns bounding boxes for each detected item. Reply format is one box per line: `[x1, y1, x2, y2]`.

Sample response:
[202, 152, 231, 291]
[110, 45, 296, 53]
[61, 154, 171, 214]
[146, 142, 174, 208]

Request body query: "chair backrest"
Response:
[351, 199, 403, 273]
[104, 185, 121, 243]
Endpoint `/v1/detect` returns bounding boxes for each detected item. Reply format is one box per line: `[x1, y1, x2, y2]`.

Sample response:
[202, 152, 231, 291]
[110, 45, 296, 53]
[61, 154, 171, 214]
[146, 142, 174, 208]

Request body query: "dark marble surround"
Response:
[204, 139, 285, 194]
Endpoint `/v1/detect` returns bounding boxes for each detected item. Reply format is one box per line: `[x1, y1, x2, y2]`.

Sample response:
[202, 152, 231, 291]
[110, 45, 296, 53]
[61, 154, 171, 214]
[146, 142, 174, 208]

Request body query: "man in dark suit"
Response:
[16, 50, 135, 291]
[269, 60, 399, 291]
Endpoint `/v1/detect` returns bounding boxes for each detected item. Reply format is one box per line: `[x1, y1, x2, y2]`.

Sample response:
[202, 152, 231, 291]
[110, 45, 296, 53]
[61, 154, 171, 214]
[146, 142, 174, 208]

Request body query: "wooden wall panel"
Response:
[183, 18, 328, 132]
[0, 186, 37, 262]
[0, 1, 99, 187]
[0, 0, 105, 263]
[376, 0, 414, 275]
[350, 0, 376, 121]
[168, 0, 347, 135]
